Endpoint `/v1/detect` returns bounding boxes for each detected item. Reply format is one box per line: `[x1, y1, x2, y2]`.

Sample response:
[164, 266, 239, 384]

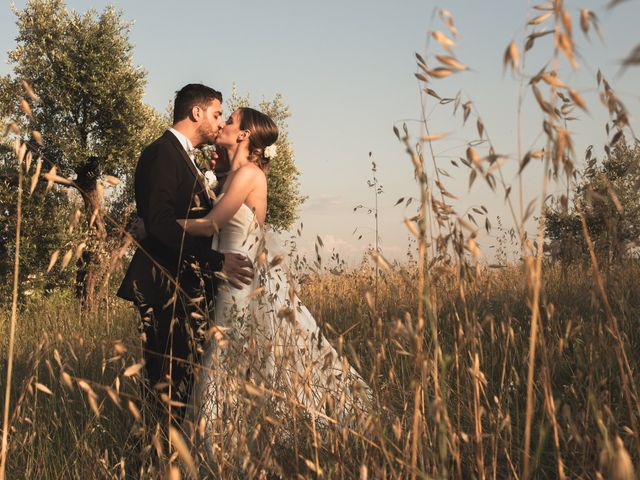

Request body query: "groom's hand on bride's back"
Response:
[221, 253, 253, 289]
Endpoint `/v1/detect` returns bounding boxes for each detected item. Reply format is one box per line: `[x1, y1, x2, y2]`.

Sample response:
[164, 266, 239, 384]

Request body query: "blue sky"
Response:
[2, 1, 639, 264]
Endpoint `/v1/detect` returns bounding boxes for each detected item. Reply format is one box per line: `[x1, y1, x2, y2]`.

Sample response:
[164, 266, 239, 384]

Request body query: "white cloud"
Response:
[303, 195, 345, 212]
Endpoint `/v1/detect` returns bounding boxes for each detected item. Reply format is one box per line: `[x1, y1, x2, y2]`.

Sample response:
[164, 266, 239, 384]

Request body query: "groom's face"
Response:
[196, 99, 224, 145]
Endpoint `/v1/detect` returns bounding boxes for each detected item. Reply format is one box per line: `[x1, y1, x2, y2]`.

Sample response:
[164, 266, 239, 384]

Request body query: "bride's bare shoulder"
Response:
[238, 163, 266, 185]
[223, 164, 266, 198]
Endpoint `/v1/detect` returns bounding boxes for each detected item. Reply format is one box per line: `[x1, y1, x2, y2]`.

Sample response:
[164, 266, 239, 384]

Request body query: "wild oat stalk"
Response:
[2, 2, 640, 479]
[0, 138, 25, 480]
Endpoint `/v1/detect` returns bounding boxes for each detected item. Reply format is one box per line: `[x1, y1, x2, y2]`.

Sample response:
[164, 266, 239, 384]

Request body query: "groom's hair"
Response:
[173, 84, 223, 124]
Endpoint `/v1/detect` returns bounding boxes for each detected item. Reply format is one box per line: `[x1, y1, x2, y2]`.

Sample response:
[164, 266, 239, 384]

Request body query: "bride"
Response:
[178, 107, 370, 460]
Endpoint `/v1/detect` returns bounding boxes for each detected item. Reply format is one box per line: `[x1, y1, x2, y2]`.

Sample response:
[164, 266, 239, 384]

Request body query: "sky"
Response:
[1, 0, 639, 265]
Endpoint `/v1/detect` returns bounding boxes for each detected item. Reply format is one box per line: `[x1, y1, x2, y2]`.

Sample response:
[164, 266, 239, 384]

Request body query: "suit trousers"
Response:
[137, 295, 209, 429]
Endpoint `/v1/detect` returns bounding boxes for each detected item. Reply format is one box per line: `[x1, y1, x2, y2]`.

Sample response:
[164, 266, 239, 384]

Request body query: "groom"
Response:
[117, 84, 253, 426]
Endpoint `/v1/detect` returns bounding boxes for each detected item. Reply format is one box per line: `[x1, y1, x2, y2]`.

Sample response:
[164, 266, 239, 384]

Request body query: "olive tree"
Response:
[0, 0, 165, 303]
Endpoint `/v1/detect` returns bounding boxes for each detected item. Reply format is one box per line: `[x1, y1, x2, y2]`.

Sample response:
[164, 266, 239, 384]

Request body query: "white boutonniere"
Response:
[204, 170, 218, 190]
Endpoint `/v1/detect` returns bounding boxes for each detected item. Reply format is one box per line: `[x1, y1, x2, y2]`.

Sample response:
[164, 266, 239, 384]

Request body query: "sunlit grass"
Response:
[2, 1, 640, 478]
[0, 258, 638, 478]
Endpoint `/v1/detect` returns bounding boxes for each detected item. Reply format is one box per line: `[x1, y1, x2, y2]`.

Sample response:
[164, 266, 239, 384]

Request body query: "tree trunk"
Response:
[74, 157, 107, 309]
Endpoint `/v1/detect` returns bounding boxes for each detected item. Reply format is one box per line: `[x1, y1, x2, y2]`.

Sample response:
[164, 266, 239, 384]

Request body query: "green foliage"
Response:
[0, 145, 75, 303]
[226, 87, 304, 231]
[0, 0, 149, 180]
[0, 0, 167, 301]
[545, 140, 640, 263]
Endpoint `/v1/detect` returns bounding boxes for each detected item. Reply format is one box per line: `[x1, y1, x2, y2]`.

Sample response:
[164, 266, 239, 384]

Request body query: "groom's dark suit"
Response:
[117, 130, 223, 423]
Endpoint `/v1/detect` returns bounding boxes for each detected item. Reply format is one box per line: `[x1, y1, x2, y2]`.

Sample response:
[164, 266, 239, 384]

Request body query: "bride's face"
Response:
[215, 110, 246, 148]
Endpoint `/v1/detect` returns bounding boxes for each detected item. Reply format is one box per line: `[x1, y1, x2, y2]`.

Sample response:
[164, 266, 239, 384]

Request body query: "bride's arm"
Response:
[177, 167, 256, 237]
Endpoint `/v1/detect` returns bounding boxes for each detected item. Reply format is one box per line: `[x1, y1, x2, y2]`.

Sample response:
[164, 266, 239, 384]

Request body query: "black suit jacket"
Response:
[117, 131, 223, 307]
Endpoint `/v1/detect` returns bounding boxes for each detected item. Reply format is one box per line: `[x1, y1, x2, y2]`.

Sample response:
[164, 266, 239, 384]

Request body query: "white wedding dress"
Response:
[194, 196, 371, 456]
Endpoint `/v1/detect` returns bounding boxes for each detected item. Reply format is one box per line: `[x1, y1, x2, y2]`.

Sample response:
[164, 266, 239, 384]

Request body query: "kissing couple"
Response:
[117, 84, 370, 462]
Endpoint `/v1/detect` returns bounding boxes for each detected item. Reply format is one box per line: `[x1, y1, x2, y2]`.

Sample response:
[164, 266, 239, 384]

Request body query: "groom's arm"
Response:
[137, 143, 224, 273]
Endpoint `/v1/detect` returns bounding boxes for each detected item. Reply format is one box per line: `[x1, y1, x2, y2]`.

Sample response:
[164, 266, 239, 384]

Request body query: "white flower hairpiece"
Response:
[264, 144, 277, 160]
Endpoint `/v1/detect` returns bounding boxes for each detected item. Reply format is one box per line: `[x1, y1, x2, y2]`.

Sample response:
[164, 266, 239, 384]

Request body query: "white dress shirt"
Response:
[168, 127, 198, 170]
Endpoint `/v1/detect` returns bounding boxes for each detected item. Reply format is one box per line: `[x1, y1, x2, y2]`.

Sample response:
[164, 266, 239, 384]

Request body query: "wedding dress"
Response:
[194, 195, 370, 456]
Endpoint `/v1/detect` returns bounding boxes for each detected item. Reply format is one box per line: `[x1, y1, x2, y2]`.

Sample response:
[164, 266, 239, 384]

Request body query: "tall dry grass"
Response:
[0, 260, 638, 478]
[1, 1, 640, 478]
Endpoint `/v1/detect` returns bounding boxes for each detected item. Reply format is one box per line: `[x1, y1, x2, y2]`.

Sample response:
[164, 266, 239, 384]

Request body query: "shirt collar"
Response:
[167, 127, 194, 154]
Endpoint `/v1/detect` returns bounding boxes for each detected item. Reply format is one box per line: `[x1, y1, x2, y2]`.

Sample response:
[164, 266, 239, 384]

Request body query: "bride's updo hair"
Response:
[238, 107, 278, 170]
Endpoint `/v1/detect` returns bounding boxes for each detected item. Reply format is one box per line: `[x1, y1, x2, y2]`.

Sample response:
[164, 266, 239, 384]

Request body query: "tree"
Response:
[0, 0, 165, 304]
[545, 140, 640, 264]
[226, 87, 304, 231]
